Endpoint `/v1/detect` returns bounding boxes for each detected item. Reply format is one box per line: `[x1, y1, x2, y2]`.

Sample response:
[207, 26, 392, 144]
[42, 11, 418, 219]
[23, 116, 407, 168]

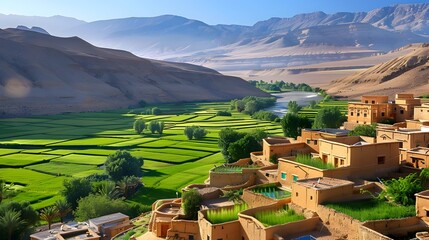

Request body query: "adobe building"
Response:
[30, 223, 100, 240]
[346, 94, 420, 128]
[277, 137, 401, 187]
[88, 212, 133, 239]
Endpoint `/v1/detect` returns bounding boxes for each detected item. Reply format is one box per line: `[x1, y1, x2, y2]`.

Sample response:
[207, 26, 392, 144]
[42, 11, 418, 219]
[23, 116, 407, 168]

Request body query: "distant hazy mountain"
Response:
[1, 3, 429, 71]
[0, 29, 267, 117]
[16, 25, 50, 34]
[328, 43, 429, 98]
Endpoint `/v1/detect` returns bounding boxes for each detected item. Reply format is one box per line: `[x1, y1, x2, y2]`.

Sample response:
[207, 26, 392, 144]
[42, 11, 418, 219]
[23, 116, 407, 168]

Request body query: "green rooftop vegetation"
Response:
[206, 203, 248, 224]
[211, 165, 258, 173]
[325, 199, 415, 222]
[254, 205, 305, 227]
[295, 154, 335, 170]
[251, 184, 291, 199]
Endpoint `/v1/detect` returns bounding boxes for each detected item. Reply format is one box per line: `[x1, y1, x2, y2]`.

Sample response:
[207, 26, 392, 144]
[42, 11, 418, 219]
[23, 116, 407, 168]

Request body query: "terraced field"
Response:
[298, 100, 350, 120]
[0, 102, 283, 210]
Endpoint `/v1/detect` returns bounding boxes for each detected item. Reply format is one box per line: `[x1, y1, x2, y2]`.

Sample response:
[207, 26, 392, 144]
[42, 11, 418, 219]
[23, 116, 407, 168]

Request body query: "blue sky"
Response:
[2, 0, 428, 25]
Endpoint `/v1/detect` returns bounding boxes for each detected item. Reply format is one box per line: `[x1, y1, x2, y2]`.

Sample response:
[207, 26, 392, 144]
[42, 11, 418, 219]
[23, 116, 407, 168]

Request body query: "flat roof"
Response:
[30, 225, 89, 240]
[304, 128, 350, 136]
[408, 147, 429, 155]
[295, 177, 354, 190]
[415, 189, 429, 198]
[89, 212, 128, 226]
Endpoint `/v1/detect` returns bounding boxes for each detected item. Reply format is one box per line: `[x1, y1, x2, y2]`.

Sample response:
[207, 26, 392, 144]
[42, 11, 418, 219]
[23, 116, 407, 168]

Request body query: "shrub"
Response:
[251, 111, 278, 121]
[74, 194, 132, 221]
[184, 126, 208, 140]
[184, 126, 196, 140]
[147, 120, 164, 134]
[312, 107, 345, 129]
[348, 124, 376, 137]
[182, 189, 202, 220]
[193, 127, 207, 140]
[287, 101, 301, 114]
[281, 113, 311, 139]
[61, 178, 92, 209]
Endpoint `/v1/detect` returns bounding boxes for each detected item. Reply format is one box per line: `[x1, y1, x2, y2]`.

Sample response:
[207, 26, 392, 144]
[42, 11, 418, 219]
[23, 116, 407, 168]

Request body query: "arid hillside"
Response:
[0, 29, 268, 117]
[328, 43, 429, 99]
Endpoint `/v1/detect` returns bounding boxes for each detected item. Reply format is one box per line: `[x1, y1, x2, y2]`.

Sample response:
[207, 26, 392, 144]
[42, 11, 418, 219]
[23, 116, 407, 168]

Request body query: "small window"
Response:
[340, 159, 344, 165]
[426, 210, 429, 217]
[189, 235, 194, 240]
[296, 192, 298, 197]
[381, 112, 385, 117]
[400, 110, 404, 114]
[281, 172, 286, 180]
[357, 113, 360, 117]
[310, 196, 313, 200]
[306, 139, 311, 144]
[314, 140, 318, 145]
[372, 101, 375, 104]
[356, 121, 359, 123]
[350, 112, 354, 116]
[364, 113, 367, 117]
[378, 156, 385, 164]
[365, 100, 368, 103]
[399, 142, 403, 148]
[293, 175, 299, 182]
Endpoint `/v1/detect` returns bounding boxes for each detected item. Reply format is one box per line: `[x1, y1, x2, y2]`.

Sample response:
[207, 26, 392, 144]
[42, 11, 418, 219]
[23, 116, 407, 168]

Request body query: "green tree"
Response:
[312, 107, 345, 129]
[218, 128, 246, 163]
[117, 176, 143, 199]
[105, 150, 143, 181]
[182, 189, 202, 220]
[281, 113, 312, 139]
[244, 100, 258, 115]
[193, 127, 207, 140]
[348, 124, 376, 137]
[184, 126, 196, 140]
[235, 100, 245, 112]
[95, 181, 121, 199]
[74, 194, 131, 221]
[0, 210, 24, 240]
[151, 107, 161, 115]
[216, 111, 232, 116]
[54, 199, 71, 223]
[133, 119, 146, 134]
[287, 101, 301, 114]
[251, 111, 278, 121]
[148, 120, 160, 134]
[158, 121, 165, 134]
[61, 178, 92, 209]
[227, 135, 262, 162]
[222, 189, 243, 203]
[39, 206, 59, 230]
[308, 100, 317, 109]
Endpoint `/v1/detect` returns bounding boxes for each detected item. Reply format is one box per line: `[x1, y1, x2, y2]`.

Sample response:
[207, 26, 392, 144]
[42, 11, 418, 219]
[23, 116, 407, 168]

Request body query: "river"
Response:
[265, 91, 324, 117]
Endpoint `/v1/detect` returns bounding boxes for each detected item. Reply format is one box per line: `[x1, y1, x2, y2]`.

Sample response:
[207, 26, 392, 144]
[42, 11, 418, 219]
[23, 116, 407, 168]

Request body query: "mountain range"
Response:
[0, 29, 267, 116]
[1, 3, 429, 72]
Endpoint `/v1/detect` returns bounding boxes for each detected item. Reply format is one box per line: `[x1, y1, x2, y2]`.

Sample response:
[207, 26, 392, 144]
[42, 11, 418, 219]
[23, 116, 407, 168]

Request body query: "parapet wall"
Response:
[316, 204, 362, 240]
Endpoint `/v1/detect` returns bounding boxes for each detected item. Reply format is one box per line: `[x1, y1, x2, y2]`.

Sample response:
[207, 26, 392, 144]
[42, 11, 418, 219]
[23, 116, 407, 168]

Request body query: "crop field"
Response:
[0, 102, 283, 210]
[298, 100, 349, 120]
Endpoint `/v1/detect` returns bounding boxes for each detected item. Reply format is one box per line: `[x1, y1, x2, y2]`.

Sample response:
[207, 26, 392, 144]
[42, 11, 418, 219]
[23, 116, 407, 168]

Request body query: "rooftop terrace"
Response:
[295, 177, 354, 190]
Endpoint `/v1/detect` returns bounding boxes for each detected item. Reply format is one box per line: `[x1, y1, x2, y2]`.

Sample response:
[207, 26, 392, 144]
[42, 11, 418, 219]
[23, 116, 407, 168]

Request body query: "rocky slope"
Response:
[328, 43, 429, 98]
[0, 29, 268, 117]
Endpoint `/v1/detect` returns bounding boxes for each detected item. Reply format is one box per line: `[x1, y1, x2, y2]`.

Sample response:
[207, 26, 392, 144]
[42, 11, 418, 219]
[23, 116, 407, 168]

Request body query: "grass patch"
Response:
[252, 184, 291, 199]
[206, 204, 248, 224]
[25, 162, 98, 176]
[325, 199, 416, 221]
[51, 154, 106, 165]
[295, 154, 334, 170]
[254, 205, 304, 227]
[48, 137, 126, 147]
[0, 153, 57, 167]
[211, 165, 258, 173]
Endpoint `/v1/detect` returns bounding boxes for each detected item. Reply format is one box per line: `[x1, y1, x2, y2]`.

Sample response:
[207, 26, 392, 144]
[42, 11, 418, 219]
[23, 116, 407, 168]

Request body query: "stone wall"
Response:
[316, 204, 362, 240]
[361, 217, 429, 239]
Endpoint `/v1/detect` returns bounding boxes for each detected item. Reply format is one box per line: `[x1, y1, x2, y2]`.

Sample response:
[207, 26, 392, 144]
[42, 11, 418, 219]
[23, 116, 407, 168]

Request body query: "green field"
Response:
[298, 100, 349, 120]
[0, 102, 283, 209]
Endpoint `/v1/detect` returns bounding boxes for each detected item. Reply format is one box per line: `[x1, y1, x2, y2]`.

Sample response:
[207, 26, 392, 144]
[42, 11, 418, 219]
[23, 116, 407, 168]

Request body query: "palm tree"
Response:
[54, 199, 71, 223]
[0, 209, 25, 240]
[117, 176, 142, 199]
[222, 190, 243, 204]
[39, 206, 59, 230]
[98, 181, 121, 199]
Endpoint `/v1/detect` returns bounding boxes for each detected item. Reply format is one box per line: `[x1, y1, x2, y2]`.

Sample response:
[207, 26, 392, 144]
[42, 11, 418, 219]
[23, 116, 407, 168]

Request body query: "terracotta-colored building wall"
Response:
[377, 129, 429, 150]
[416, 190, 429, 218]
[198, 211, 242, 240]
[209, 169, 257, 188]
[361, 96, 389, 104]
[167, 217, 201, 240]
[291, 181, 354, 212]
[277, 160, 325, 187]
[262, 142, 309, 162]
[414, 105, 429, 121]
[405, 150, 429, 168]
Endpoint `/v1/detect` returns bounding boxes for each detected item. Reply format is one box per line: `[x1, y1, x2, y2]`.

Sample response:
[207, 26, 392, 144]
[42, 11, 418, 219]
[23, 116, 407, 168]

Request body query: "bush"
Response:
[312, 107, 345, 129]
[61, 178, 92, 209]
[287, 101, 301, 114]
[348, 124, 376, 137]
[74, 194, 132, 221]
[147, 120, 164, 134]
[216, 111, 232, 116]
[184, 126, 196, 140]
[251, 111, 278, 121]
[218, 128, 266, 163]
[182, 189, 202, 220]
[281, 113, 311, 139]
[105, 150, 143, 181]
